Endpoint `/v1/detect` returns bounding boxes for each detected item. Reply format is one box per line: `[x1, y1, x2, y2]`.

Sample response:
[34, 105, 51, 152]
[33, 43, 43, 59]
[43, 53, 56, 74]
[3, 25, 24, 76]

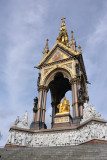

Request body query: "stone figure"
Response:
[15, 132, 18, 144]
[31, 135, 35, 146]
[34, 97, 38, 107]
[7, 132, 12, 144]
[17, 133, 22, 145]
[12, 111, 29, 129]
[11, 131, 16, 144]
[37, 73, 41, 86]
[33, 97, 38, 113]
[76, 63, 79, 75]
[22, 133, 27, 146]
[21, 111, 28, 126]
[14, 116, 20, 125]
[80, 103, 104, 123]
[78, 88, 83, 100]
[27, 134, 32, 145]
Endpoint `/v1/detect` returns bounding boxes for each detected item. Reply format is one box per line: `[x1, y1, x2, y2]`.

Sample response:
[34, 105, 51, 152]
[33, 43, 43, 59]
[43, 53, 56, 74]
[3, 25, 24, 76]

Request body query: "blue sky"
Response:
[0, 0, 107, 146]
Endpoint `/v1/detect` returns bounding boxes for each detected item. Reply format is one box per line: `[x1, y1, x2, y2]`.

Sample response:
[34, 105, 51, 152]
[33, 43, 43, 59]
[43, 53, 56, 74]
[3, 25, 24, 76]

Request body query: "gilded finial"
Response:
[61, 17, 66, 21]
[57, 18, 69, 45]
[63, 96, 66, 100]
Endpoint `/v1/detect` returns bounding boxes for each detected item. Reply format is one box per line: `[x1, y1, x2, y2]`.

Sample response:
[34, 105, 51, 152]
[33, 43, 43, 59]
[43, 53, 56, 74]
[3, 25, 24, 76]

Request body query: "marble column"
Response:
[74, 82, 79, 117]
[71, 79, 79, 118]
[51, 102, 56, 128]
[80, 104, 83, 117]
[37, 90, 43, 122]
[71, 84, 75, 118]
[42, 90, 47, 123]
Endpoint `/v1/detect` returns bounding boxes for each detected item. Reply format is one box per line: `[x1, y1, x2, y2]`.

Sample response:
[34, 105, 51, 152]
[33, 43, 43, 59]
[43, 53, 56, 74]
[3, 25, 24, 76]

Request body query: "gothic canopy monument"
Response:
[6, 18, 107, 147]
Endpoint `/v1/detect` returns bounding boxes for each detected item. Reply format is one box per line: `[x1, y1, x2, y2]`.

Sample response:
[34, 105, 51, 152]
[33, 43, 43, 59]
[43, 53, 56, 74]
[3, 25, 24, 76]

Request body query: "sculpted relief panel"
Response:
[7, 122, 107, 147]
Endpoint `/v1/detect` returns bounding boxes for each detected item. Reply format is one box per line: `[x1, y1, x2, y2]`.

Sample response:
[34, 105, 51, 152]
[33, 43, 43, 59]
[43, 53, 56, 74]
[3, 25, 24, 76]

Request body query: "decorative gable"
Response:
[38, 42, 81, 68]
[47, 49, 69, 64]
[38, 43, 75, 67]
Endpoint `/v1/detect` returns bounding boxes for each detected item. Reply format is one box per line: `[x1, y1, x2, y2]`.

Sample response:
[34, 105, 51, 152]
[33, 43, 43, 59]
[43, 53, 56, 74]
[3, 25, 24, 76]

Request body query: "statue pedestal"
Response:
[53, 112, 72, 128]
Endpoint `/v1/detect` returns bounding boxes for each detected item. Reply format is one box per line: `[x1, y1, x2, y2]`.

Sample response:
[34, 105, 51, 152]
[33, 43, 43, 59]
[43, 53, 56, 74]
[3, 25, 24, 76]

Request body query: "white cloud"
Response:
[0, 0, 49, 146]
[84, 12, 107, 120]
[3, 0, 49, 109]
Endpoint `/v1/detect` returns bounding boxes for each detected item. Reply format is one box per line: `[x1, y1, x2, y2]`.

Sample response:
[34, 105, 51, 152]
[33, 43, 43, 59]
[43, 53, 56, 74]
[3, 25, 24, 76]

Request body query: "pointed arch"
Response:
[43, 66, 72, 87]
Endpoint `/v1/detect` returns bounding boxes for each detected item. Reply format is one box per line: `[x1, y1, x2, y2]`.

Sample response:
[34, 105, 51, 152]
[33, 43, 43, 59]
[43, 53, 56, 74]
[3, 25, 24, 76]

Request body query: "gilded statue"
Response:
[57, 97, 70, 114]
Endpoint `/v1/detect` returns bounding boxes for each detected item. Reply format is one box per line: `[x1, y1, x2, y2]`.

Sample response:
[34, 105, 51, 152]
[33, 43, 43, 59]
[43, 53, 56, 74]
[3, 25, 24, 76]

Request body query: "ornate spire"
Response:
[70, 31, 76, 51]
[43, 39, 49, 57]
[57, 17, 69, 46]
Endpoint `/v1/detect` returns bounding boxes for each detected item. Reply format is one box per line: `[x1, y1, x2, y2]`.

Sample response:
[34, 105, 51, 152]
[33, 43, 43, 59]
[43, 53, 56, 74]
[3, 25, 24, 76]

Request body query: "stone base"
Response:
[3, 144, 107, 160]
[53, 113, 72, 128]
[80, 139, 107, 145]
[72, 117, 81, 124]
[5, 118, 107, 148]
[30, 122, 47, 130]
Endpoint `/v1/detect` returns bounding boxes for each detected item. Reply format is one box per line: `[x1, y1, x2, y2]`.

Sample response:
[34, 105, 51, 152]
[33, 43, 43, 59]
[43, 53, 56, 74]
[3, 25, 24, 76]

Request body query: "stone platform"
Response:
[1, 144, 107, 160]
[53, 112, 72, 128]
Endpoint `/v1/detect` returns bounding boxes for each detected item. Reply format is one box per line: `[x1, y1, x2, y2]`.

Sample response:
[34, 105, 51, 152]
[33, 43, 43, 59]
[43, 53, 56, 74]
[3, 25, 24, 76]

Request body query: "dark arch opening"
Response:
[49, 72, 71, 115]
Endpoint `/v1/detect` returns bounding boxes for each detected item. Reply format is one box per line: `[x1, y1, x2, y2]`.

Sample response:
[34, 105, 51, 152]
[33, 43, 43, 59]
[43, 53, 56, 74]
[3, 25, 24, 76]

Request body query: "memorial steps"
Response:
[0, 144, 107, 160]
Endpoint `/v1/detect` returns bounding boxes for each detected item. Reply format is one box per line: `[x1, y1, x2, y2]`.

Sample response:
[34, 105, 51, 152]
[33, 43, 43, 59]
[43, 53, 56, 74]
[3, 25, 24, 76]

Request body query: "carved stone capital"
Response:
[70, 78, 80, 84]
[38, 85, 48, 92]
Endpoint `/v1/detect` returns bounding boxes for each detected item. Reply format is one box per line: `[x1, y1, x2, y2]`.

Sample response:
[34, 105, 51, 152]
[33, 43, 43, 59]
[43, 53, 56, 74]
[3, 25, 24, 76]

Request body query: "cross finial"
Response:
[78, 45, 82, 53]
[61, 17, 66, 21]
[78, 46, 81, 50]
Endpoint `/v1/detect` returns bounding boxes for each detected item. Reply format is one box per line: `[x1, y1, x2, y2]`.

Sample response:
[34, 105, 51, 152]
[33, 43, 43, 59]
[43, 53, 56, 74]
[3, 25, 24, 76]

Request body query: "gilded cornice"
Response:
[57, 42, 81, 56]
[40, 57, 74, 68]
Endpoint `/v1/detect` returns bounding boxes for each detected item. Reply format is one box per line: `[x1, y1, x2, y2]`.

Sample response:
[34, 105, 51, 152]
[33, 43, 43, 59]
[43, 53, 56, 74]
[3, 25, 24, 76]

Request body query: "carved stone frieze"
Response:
[6, 121, 107, 147]
[12, 111, 29, 129]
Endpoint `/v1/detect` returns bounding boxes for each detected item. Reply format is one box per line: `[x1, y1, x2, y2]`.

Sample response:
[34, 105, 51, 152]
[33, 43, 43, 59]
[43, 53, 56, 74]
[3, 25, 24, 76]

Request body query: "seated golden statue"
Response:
[57, 97, 70, 114]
